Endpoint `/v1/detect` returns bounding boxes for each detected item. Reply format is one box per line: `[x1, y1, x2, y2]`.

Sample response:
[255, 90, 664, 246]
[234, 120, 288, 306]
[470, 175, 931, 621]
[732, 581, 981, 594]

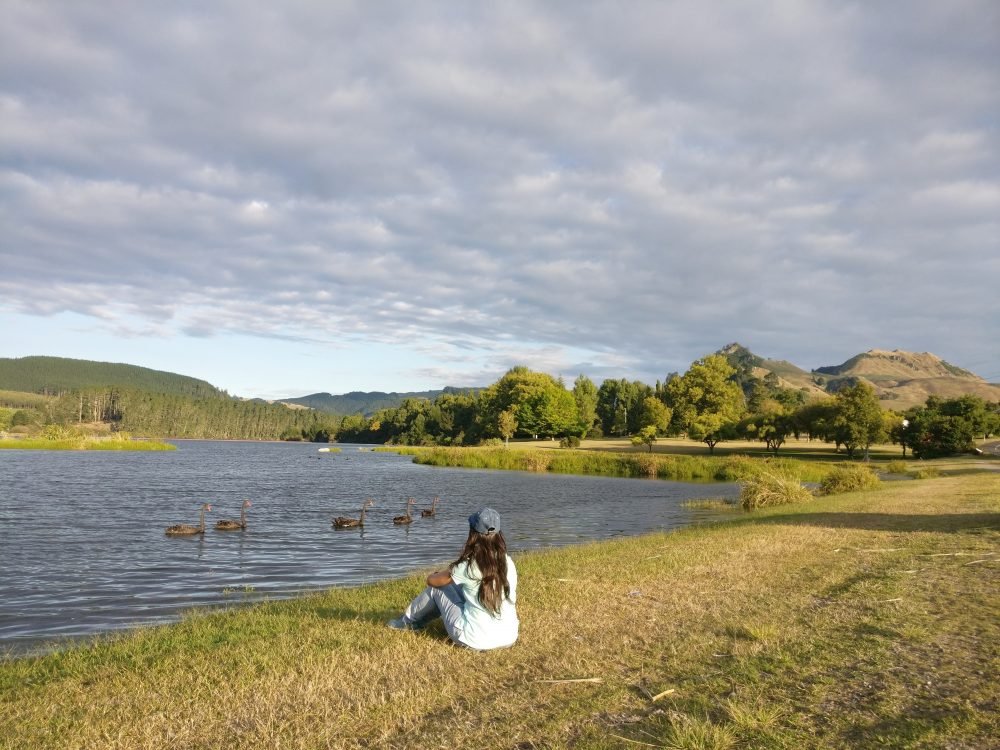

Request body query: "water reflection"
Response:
[0, 441, 738, 653]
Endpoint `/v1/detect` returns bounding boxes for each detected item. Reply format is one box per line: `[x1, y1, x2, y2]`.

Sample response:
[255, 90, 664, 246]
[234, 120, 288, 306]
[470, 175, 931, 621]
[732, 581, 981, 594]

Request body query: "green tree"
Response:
[665, 355, 745, 453]
[429, 390, 480, 445]
[596, 379, 651, 436]
[572, 375, 599, 437]
[793, 398, 837, 442]
[479, 367, 579, 439]
[941, 395, 992, 440]
[597, 379, 628, 436]
[740, 399, 794, 455]
[901, 395, 985, 458]
[498, 409, 517, 447]
[631, 425, 658, 452]
[636, 396, 671, 433]
[831, 382, 886, 460]
[884, 411, 907, 456]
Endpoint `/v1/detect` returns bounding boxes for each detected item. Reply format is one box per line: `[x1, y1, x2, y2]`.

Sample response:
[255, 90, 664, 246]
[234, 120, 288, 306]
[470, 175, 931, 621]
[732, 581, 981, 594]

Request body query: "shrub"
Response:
[818, 464, 881, 495]
[10, 409, 41, 427]
[740, 471, 813, 510]
[559, 435, 581, 448]
[885, 460, 908, 474]
[910, 466, 942, 479]
[42, 424, 76, 440]
[479, 438, 504, 447]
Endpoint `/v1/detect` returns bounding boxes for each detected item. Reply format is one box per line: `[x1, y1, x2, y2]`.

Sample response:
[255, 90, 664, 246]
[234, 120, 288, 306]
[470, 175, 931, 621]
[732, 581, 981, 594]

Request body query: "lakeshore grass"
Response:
[739, 470, 815, 510]
[819, 464, 882, 495]
[1, 473, 997, 749]
[380, 445, 833, 483]
[0, 436, 175, 451]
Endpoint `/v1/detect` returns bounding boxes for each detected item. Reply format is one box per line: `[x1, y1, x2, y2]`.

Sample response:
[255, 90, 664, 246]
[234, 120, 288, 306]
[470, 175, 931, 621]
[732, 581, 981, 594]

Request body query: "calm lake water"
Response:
[0, 441, 738, 654]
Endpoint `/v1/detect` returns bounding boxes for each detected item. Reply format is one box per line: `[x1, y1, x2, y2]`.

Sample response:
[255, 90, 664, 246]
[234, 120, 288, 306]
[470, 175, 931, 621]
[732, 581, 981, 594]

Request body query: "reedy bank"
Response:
[379, 445, 832, 483]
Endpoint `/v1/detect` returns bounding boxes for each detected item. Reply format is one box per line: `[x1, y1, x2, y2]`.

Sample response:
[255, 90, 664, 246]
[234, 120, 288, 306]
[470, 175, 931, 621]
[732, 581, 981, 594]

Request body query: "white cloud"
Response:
[1, 1, 998, 394]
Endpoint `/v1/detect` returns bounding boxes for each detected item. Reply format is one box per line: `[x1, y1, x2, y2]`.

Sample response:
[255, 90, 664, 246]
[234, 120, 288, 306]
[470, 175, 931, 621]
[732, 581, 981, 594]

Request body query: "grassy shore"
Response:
[380, 445, 836, 483]
[0, 436, 175, 451]
[2, 473, 997, 749]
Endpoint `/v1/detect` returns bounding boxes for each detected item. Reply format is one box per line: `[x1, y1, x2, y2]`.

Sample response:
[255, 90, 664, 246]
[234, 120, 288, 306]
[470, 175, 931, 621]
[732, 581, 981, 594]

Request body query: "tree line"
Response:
[337, 357, 999, 459]
[1, 387, 337, 442]
[2, 355, 996, 457]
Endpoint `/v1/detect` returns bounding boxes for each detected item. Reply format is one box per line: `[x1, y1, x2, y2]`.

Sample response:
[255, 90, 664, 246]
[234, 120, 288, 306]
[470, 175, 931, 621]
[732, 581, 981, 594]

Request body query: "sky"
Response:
[2, 1, 998, 399]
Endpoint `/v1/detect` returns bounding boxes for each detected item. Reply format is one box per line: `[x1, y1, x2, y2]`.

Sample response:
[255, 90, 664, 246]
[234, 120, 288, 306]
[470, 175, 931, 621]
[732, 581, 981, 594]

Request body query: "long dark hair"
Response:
[451, 529, 510, 615]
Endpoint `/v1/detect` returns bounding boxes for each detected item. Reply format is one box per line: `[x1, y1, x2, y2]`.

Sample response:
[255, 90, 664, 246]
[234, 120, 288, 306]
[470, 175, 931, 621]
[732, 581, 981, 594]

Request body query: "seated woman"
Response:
[388, 507, 519, 650]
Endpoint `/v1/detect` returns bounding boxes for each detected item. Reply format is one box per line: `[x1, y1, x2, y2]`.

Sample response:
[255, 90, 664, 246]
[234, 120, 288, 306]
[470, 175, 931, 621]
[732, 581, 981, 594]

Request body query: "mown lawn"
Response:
[1, 473, 997, 749]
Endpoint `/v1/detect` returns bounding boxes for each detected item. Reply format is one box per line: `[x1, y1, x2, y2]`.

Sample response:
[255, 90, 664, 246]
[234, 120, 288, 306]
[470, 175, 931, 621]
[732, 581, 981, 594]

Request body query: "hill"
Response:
[815, 349, 978, 381]
[717, 344, 1000, 410]
[0, 356, 225, 398]
[814, 349, 999, 409]
[717, 343, 828, 399]
[279, 386, 481, 416]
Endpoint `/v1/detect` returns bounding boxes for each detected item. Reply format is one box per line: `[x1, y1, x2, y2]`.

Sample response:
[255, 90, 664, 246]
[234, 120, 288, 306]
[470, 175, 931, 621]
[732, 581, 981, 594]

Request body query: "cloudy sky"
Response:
[2, 1, 998, 398]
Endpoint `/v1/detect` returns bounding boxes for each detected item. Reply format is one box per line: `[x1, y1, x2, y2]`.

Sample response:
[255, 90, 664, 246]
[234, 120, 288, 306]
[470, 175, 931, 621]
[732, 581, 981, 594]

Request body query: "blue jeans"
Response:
[403, 583, 467, 644]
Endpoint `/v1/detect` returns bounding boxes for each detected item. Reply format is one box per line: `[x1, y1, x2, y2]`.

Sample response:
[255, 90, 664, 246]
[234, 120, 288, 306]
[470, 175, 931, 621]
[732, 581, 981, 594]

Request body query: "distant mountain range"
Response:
[716, 343, 1000, 410]
[2, 349, 996, 416]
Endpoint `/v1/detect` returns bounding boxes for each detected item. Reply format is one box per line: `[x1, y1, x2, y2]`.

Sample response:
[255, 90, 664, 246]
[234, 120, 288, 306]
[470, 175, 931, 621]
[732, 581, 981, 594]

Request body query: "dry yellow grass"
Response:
[2, 474, 998, 749]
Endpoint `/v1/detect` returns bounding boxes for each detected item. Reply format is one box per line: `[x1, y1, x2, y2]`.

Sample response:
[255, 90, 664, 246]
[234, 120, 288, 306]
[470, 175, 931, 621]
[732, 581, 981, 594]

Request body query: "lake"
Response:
[0, 441, 738, 654]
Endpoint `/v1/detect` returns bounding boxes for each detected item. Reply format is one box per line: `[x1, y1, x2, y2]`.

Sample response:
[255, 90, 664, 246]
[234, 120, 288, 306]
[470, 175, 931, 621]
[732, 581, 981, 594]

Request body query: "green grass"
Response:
[1, 474, 997, 748]
[0, 436, 175, 451]
[380, 446, 832, 483]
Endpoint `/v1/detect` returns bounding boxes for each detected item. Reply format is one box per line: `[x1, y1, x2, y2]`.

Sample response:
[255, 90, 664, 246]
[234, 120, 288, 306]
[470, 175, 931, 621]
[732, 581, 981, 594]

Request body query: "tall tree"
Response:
[596, 379, 651, 436]
[636, 396, 672, 433]
[479, 367, 579, 439]
[572, 374, 599, 437]
[740, 399, 794, 455]
[831, 381, 886, 460]
[498, 409, 517, 447]
[664, 355, 745, 453]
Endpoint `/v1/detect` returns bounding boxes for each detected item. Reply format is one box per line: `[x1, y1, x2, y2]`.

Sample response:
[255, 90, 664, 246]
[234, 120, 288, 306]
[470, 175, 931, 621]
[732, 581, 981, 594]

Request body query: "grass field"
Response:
[1, 472, 997, 749]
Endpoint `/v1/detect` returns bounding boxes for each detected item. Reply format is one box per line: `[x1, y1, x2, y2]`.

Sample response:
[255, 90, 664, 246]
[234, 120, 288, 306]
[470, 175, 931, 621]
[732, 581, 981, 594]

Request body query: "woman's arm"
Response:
[427, 570, 453, 587]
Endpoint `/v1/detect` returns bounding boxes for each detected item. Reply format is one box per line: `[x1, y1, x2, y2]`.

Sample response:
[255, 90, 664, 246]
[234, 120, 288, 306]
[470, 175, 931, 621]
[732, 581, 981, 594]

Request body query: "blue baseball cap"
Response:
[469, 507, 501, 534]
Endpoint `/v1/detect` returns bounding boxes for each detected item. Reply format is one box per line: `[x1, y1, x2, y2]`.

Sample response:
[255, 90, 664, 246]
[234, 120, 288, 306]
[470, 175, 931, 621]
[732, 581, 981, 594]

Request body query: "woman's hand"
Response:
[427, 570, 453, 587]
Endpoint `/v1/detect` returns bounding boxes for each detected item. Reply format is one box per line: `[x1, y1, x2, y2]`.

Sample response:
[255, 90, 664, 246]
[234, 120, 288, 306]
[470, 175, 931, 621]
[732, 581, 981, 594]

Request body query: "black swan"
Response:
[216, 499, 252, 531]
[420, 496, 440, 517]
[166, 503, 212, 536]
[334, 498, 375, 529]
[393, 497, 417, 525]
